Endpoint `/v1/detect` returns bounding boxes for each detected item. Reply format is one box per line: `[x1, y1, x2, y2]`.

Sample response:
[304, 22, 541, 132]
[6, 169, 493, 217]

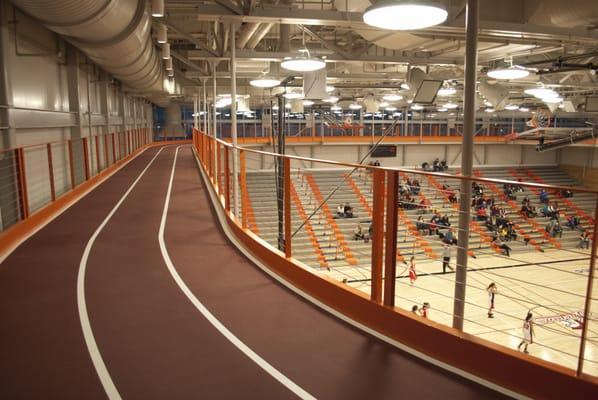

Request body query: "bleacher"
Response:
[244, 165, 594, 271]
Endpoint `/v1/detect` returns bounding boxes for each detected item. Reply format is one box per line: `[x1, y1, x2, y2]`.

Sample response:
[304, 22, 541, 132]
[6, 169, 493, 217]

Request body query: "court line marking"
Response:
[77, 147, 166, 400]
[191, 146, 529, 400]
[159, 146, 316, 400]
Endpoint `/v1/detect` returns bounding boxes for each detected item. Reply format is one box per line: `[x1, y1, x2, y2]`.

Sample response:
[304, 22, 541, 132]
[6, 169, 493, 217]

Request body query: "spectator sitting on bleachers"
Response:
[353, 223, 365, 240]
[399, 192, 416, 210]
[433, 158, 441, 171]
[539, 189, 549, 204]
[411, 179, 421, 195]
[422, 161, 431, 171]
[429, 214, 440, 235]
[515, 179, 524, 192]
[579, 230, 591, 249]
[503, 184, 517, 200]
[476, 206, 488, 221]
[337, 203, 345, 217]
[494, 237, 512, 256]
[567, 215, 581, 230]
[344, 203, 354, 218]
[545, 218, 562, 238]
[506, 222, 518, 241]
[472, 182, 484, 197]
[446, 187, 457, 204]
[416, 216, 428, 234]
[522, 196, 530, 206]
[558, 188, 573, 198]
[417, 198, 430, 214]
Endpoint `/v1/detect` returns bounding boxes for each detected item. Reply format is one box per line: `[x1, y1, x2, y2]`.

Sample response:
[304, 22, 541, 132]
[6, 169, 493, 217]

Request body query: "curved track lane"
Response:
[0, 144, 510, 399]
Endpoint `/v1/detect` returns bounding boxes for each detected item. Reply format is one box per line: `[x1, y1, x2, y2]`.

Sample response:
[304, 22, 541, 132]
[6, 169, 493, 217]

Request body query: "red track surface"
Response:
[0, 145, 507, 399]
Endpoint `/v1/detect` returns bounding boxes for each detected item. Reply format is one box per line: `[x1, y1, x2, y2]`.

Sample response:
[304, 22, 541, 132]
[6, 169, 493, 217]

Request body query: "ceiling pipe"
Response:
[236, 22, 262, 49]
[10, 0, 164, 93]
[246, 23, 274, 50]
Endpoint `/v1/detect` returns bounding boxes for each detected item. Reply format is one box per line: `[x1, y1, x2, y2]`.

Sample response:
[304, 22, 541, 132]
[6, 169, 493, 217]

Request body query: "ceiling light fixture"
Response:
[363, 0, 448, 30]
[323, 96, 339, 103]
[303, 100, 315, 106]
[283, 92, 304, 99]
[249, 78, 281, 88]
[524, 87, 558, 99]
[411, 104, 424, 110]
[484, 108, 495, 113]
[385, 106, 397, 111]
[437, 107, 448, 112]
[379, 101, 390, 108]
[331, 105, 342, 111]
[437, 87, 456, 96]
[161, 43, 170, 59]
[383, 94, 403, 102]
[349, 103, 362, 110]
[326, 85, 335, 92]
[487, 65, 529, 80]
[165, 57, 173, 70]
[156, 23, 167, 43]
[444, 102, 458, 109]
[504, 104, 519, 110]
[519, 107, 529, 112]
[151, 0, 164, 17]
[280, 48, 326, 72]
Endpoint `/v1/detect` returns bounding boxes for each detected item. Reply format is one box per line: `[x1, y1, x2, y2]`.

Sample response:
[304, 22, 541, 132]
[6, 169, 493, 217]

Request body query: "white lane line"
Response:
[159, 146, 317, 400]
[77, 147, 166, 400]
[192, 148, 527, 400]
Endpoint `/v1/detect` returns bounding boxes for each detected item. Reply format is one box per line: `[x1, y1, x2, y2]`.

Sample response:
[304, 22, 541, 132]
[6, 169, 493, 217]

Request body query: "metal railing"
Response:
[192, 128, 598, 382]
[0, 128, 150, 232]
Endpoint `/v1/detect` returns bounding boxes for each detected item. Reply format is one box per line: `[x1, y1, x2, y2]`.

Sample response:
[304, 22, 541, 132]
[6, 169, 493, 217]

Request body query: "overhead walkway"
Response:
[0, 144, 505, 399]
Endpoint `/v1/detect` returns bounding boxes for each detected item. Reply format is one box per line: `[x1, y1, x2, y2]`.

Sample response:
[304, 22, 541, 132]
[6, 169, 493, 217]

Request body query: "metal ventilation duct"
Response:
[10, 0, 164, 93]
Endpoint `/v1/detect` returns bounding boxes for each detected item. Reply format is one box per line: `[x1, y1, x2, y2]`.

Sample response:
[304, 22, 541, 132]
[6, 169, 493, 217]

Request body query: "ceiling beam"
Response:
[299, 25, 352, 59]
[186, 49, 461, 65]
[171, 50, 210, 76]
[164, 19, 220, 57]
[214, 0, 244, 15]
[167, 4, 598, 45]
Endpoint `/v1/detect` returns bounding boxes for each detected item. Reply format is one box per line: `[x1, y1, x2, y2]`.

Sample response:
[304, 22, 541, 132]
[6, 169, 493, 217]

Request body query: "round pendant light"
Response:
[444, 102, 459, 109]
[280, 49, 325, 72]
[349, 103, 362, 110]
[504, 104, 519, 110]
[363, 0, 448, 30]
[323, 96, 339, 103]
[487, 66, 529, 80]
[382, 94, 403, 102]
[437, 87, 456, 96]
[249, 78, 281, 88]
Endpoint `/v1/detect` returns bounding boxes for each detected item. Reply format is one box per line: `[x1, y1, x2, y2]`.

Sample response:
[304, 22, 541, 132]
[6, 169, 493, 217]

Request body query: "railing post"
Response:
[82, 137, 90, 180]
[111, 133, 116, 163]
[216, 142, 221, 195]
[383, 170, 399, 306]
[104, 134, 110, 167]
[577, 194, 598, 375]
[240, 149, 247, 229]
[46, 143, 56, 201]
[15, 148, 29, 219]
[371, 168, 385, 303]
[224, 145, 231, 211]
[284, 157, 292, 258]
[94, 135, 101, 172]
[127, 130, 132, 155]
[67, 140, 76, 189]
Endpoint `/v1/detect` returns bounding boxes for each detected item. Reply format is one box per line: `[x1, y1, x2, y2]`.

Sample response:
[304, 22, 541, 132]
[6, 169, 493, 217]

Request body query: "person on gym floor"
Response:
[487, 283, 497, 318]
[441, 244, 453, 273]
[408, 256, 417, 285]
[518, 312, 535, 354]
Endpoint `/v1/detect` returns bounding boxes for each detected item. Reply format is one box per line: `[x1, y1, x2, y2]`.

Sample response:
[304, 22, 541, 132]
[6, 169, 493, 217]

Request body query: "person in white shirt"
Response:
[441, 244, 453, 273]
[517, 312, 535, 354]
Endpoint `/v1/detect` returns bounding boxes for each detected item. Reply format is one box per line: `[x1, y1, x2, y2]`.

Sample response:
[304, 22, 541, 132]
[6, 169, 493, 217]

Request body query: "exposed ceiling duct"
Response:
[10, 0, 165, 94]
[528, 0, 598, 29]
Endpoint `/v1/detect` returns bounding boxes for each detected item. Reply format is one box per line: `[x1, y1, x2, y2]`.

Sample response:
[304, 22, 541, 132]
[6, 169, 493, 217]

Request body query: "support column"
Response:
[119, 92, 127, 156]
[66, 44, 85, 184]
[371, 169, 385, 303]
[453, 0, 479, 330]
[0, 2, 19, 229]
[230, 22, 240, 218]
[383, 170, 399, 306]
[202, 79, 208, 133]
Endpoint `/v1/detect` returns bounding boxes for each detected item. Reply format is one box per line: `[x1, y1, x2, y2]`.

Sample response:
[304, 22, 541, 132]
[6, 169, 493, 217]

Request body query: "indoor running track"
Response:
[0, 145, 508, 399]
